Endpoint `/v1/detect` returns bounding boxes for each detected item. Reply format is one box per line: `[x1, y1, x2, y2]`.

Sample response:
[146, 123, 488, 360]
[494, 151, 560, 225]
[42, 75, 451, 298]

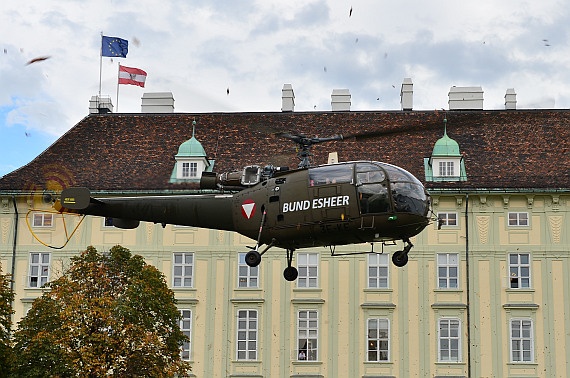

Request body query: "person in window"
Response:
[298, 350, 306, 360]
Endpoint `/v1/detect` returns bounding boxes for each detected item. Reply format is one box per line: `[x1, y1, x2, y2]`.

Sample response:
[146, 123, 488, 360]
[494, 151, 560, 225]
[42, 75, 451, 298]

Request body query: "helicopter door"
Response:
[355, 163, 390, 228]
[308, 164, 355, 221]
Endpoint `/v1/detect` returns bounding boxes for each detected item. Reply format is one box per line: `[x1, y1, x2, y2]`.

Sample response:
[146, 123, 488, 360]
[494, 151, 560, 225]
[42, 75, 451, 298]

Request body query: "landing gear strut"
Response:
[283, 249, 298, 281]
[392, 238, 413, 267]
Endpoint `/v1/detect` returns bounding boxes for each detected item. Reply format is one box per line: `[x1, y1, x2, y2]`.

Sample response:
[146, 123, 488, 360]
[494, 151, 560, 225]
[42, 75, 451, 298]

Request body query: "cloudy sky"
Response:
[1, 0, 569, 176]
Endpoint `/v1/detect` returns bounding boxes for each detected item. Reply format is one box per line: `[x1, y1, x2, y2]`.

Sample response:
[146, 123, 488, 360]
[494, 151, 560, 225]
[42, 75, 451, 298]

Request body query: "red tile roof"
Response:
[1, 110, 569, 193]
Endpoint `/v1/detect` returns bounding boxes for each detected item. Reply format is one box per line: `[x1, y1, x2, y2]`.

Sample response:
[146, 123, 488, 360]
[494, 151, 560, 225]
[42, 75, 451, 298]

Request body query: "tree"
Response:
[11, 246, 191, 377]
[0, 270, 14, 377]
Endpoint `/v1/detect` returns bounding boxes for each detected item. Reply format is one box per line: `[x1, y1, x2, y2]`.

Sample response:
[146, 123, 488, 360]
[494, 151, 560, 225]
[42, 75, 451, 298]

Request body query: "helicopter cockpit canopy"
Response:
[308, 162, 429, 217]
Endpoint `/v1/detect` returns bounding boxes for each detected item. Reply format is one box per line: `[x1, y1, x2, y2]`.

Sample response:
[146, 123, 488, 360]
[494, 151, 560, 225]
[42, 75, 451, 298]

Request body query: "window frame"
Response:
[509, 253, 531, 289]
[236, 309, 258, 361]
[173, 252, 194, 288]
[437, 212, 458, 227]
[179, 309, 192, 361]
[28, 252, 51, 288]
[437, 253, 459, 289]
[367, 318, 390, 362]
[32, 213, 53, 228]
[297, 310, 318, 361]
[438, 318, 461, 362]
[297, 253, 319, 289]
[438, 161, 455, 177]
[508, 212, 529, 227]
[510, 318, 534, 363]
[237, 253, 259, 288]
[367, 253, 389, 289]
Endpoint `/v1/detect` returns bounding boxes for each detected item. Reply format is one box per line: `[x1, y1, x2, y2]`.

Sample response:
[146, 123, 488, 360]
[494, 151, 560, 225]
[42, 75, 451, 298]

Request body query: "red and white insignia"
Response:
[241, 199, 256, 219]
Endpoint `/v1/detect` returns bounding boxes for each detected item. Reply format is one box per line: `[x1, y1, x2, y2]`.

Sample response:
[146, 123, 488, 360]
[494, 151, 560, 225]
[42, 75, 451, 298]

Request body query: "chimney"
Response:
[141, 92, 175, 113]
[331, 89, 351, 111]
[505, 88, 517, 110]
[400, 78, 413, 111]
[89, 95, 113, 114]
[448, 86, 484, 110]
[281, 84, 295, 112]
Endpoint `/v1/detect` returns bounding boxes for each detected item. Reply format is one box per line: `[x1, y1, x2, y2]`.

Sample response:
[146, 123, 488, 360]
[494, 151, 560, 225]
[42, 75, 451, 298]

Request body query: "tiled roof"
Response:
[1, 110, 569, 192]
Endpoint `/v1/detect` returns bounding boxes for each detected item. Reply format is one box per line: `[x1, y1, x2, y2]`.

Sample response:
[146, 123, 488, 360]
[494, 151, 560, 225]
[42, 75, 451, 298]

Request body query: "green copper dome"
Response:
[431, 119, 461, 157]
[176, 121, 207, 157]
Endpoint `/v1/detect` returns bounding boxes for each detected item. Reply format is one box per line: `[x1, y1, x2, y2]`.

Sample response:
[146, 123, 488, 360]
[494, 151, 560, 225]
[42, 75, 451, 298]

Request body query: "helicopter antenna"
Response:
[278, 133, 343, 168]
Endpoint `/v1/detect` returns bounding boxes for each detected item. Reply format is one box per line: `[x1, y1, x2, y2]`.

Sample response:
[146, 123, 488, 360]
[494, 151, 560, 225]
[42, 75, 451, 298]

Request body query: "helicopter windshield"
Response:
[378, 163, 428, 215]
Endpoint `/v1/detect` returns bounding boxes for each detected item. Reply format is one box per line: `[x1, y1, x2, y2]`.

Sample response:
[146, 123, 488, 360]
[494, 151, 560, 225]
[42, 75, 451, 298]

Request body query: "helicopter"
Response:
[57, 133, 432, 281]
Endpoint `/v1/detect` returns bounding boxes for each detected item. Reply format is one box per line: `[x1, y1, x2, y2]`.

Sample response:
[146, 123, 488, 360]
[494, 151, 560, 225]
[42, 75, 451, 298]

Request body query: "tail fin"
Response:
[59, 187, 99, 210]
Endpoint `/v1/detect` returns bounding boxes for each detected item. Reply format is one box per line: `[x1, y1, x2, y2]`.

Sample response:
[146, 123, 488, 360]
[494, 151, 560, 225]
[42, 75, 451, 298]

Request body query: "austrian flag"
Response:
[118, 65, 147, 87]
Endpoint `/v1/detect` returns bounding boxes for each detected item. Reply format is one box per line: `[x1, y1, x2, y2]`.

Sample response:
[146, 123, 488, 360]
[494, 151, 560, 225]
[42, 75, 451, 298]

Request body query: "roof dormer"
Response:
[170, 121, 214, 183]
[424, 118, 467, 182]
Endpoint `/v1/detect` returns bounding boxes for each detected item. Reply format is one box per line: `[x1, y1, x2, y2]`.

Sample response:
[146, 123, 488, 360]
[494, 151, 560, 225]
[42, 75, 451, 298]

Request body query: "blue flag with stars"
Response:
[101, 36, 128, 58]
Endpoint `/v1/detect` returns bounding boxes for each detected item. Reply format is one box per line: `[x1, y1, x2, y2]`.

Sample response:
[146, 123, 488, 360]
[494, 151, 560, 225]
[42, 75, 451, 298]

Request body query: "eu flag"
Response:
[102, 36, 128, 58]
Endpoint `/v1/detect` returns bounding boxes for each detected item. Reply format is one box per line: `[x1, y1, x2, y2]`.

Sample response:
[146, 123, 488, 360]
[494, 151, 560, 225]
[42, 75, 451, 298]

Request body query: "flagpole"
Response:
[98, 32, 103, 108]
[116, 63, 121, 112]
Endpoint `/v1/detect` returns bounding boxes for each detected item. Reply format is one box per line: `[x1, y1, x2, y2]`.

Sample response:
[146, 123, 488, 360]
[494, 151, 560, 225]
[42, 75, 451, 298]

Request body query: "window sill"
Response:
[435, 361, 465, 365]
[293, 288, 322, 293]
[172, 287, 197, 292]
[235, 288, 262, 292]
[364, 288, 393, 293]
[292, 360, 323, 365]
[507, 362, 537, 366]
[434, 289, 463, 293]
[505, 288, 534, 293]
[363, 361, 393, 365]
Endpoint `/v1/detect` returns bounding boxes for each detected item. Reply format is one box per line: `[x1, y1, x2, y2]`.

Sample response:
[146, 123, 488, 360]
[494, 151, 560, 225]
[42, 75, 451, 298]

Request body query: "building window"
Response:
[508, 212, 529, 226]
[173, 253, 194, 288]
[510, 319, 533, 362]
[438, 253, 459, 289]
[297, 310, 318, 361]
[179, 309, 192, 361]
[238, 253, 258, 288]
[368, 253, 389, 288]
[29, 252, 50, 287]
[438, 318, 461, 362]
[438, 161, 455, 177]
[182, 162, 190, 178]
[236, 310, 257, 361]
[32, 213, 53, 227]
[189, 162, 198, 177]
[297, 253, 318, 288]
[367, 318, 390, 361]
[438, 212, 457, 227]
[509, 253, 530, 289]
[104, 217, 114, 227]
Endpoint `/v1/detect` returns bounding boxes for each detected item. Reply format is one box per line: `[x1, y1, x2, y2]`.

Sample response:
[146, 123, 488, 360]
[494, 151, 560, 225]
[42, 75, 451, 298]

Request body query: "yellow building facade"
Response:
[1, 109, 569, 377]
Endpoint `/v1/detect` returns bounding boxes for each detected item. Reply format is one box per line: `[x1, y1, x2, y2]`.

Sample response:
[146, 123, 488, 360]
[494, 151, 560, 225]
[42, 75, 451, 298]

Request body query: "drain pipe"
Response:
[10, 195, 19, 329]
[465, 193, 471, 377]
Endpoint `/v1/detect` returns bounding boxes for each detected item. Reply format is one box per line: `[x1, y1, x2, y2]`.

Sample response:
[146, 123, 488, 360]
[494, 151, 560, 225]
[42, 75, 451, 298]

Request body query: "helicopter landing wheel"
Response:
[283, 266, 299, 281]
[392, 250, 409, 267]
[245, 250, 262, 267]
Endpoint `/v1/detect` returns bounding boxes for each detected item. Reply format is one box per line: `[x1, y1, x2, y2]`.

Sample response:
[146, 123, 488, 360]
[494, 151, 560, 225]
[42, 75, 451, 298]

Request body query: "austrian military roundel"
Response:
[241, 199, 256, 219]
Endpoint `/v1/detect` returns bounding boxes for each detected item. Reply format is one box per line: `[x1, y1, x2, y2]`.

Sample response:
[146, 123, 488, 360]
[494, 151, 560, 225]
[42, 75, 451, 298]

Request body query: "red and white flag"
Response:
[118, 65, 147, 87]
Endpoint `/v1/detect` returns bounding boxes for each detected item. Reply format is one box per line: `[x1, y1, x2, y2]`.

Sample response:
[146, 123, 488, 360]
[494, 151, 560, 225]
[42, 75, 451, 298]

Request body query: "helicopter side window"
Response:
[356, 163, 390, 214]
[356, 163, 386, 184]
[309, 164, 353, 186]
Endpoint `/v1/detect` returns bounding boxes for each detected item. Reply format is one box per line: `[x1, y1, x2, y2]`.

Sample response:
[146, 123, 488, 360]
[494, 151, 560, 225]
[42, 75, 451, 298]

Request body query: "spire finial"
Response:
[192, 120, 196, 138]
[443, 117, 448, 136]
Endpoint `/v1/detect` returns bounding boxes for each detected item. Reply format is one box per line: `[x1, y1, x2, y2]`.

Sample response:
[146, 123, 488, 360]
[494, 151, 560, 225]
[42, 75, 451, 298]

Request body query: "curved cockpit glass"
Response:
[378, 163, 428, 215]
[308, 162, 429, 217]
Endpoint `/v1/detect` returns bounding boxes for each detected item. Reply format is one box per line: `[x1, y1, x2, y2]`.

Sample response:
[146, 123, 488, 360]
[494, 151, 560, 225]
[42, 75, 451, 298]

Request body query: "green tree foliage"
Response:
[11, 246, 191, 377]
[0, 270, 14, 377]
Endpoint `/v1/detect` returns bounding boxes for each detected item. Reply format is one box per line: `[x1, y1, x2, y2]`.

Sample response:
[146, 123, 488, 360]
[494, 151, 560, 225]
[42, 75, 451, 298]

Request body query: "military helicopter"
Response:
[58, 133, 432, 281]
